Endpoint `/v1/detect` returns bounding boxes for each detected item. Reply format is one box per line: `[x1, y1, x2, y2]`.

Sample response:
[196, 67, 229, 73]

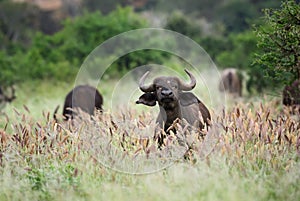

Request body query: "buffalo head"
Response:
[137, 69, 196, 108]
[136, 69, 211, 146]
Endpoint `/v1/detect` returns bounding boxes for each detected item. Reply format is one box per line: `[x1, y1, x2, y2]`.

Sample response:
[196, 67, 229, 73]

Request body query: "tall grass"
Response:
[0, 81, 299, 201]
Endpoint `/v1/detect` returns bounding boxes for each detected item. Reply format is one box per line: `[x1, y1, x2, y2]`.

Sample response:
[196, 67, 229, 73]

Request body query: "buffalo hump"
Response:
[63, 85, 103, 120]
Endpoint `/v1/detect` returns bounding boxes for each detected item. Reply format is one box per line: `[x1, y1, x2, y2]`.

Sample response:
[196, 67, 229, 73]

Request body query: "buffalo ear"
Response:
[179, 92, 199, 106]
[136, 92, 157, 106]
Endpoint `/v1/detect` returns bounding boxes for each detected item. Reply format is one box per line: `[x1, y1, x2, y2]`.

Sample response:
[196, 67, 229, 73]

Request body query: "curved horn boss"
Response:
[139, 71, 155, 92]
[178, 69, 196, 91]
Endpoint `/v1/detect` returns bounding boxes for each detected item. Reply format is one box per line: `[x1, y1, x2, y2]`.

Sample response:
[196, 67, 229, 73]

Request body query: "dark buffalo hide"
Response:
[136, 69, 211, 146]
[59, 85, 103, 120]
[283, 80, 300, 106]
[219, 68, 242, 97]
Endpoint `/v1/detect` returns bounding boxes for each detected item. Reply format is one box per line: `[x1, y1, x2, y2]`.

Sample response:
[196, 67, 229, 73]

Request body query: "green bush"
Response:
[0, 51, 18, 86]
[255, 0, 300, 86]
[165, 11, 201, 40]
[216, 0, 258, 34]
[211, 31, 271, 93]
[1, 7, 169, 84]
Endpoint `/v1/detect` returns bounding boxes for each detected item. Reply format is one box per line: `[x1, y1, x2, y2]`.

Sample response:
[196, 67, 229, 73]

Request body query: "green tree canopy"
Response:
[217, 0, 258, 34]
[0, 7, 170, 84]
[165, 11, 201, 39]
[0, 0, 40, 51]
[255, 0, 300, 85]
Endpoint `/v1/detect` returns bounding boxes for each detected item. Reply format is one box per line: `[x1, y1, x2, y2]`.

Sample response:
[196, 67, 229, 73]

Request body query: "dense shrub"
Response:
[0, 7, 171, 83]
[255, 0, 300, 86]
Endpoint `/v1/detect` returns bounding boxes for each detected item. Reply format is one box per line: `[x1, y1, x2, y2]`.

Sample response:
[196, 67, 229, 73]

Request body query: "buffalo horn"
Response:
[179, 69, 196, 91]
[139, 71, 155, 92]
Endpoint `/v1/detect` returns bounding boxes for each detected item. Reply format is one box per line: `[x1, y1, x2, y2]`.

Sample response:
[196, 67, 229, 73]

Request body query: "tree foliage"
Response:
[165, 11, 201, 39]
[0, 0, 292, 96]
[0, 0, 40, 50]
[0, 7, 152, 85]
[216, 0, 258, 34]
[213, 31, 270, 93]
[255, 0, 300, 85]
[155, 0, 281, 34]
[82, 0, 127, 14]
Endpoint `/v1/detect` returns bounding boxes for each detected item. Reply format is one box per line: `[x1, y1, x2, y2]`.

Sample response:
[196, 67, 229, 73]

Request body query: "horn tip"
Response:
[142, 70, 150, 77]
[184, 69, 191, 74]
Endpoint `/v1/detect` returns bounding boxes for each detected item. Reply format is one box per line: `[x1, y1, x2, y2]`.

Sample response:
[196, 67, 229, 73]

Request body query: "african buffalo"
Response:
[219, 68, 242, 97]
[56, 85, 103, 120]
[136, 69, 211, 146]
[283, 80, 300, 106]
[0, 85, 16, 105]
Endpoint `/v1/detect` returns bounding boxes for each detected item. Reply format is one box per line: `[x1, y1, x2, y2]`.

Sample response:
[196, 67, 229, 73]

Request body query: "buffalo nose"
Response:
[161, 89, 173, 96]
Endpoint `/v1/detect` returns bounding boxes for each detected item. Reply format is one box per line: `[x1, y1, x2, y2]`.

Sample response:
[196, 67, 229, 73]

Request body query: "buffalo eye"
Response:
[172, 85, 178, 89]
[156, 86, 162, 90]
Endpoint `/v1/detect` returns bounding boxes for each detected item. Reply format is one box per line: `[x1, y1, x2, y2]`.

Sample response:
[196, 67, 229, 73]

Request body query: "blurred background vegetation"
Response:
[0, 0, 299, 94]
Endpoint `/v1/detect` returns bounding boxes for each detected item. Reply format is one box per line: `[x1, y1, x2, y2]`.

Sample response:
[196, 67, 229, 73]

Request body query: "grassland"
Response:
[0, 80, 299, 201]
